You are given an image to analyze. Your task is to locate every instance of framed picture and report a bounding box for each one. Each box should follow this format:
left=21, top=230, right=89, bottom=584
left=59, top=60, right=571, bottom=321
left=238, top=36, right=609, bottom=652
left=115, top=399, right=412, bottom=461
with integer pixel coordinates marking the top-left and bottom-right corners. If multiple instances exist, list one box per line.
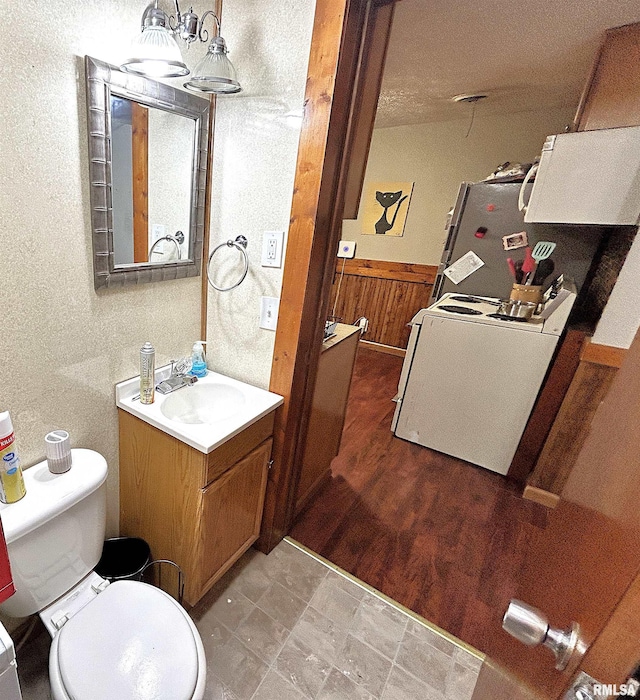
left=362, top=181, right=414, bottom=236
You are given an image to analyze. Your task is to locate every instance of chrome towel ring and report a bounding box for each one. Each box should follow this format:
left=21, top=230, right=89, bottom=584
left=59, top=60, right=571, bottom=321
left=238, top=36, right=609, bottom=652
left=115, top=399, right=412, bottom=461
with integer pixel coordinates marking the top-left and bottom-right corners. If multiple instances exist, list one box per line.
left=149, top=231, right=184, bottom=261
left=207, top=235, right=249, bottom=292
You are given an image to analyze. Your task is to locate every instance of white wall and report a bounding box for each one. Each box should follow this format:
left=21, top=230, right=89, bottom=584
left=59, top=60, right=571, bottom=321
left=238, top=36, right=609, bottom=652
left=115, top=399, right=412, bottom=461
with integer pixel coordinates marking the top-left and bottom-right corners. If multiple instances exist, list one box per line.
left=205, top=0, right=316, bottom=388
left=342, top=107, right=574, bottom=265
left=0, top=0, right=214, bottom=538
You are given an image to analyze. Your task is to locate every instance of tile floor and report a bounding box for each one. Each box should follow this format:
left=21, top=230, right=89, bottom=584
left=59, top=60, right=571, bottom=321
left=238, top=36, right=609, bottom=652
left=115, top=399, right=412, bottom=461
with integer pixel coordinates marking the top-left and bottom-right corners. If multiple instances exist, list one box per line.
left=16, top=539, right=482, bottom=700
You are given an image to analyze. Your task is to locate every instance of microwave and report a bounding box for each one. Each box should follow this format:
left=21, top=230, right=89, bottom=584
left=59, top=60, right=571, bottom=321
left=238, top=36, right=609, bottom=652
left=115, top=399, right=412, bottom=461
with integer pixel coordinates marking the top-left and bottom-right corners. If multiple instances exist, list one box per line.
left=521, top=126, right=640, bottom=226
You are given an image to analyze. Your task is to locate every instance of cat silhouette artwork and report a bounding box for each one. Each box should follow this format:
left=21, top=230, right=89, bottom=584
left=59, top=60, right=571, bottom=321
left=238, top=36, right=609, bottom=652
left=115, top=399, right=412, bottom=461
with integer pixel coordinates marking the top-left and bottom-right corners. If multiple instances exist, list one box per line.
left=374, top=190, right=408, bottom=235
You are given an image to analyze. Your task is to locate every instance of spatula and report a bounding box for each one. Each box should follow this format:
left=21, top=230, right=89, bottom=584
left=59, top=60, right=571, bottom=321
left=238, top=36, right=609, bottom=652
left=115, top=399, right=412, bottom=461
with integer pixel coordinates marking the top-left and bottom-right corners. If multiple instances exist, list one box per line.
left=532, top=241, right=556, bottom=263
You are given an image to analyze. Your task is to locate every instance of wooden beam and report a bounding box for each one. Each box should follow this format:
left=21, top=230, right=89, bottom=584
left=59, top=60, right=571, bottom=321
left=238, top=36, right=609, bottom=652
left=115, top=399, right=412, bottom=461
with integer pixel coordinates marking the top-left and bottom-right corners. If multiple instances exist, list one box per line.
left=334, top=257, right=437, bottom=283
left=342, top=1, right=395, bottom=218
left=131, top=102, right=149, bottom=263
left=260, top=0, right=394, bottom=553
left=581, top=337, right=628, bottom=368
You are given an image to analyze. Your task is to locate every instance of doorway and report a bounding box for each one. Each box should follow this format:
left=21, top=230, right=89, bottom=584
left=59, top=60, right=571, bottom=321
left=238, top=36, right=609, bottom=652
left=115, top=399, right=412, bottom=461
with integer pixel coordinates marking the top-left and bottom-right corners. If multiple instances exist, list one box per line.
left=266, top=0, right=640, bottom=696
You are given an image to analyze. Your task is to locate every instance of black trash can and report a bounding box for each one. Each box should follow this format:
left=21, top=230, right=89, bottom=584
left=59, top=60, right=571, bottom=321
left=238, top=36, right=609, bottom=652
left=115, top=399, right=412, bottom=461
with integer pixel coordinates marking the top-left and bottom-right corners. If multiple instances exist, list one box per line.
left=95, top=537, right=151, bottom=582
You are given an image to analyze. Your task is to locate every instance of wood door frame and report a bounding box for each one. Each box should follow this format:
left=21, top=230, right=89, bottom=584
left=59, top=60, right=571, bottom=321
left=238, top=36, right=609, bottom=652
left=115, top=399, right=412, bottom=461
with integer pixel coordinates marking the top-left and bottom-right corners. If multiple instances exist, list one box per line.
left=258, top=0, right=396, bottom=552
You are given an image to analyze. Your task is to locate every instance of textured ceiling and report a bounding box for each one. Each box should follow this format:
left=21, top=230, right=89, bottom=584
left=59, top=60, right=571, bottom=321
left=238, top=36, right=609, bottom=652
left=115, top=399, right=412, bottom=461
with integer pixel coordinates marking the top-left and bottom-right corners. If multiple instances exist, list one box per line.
left=376, top=0, right=640, bottom=127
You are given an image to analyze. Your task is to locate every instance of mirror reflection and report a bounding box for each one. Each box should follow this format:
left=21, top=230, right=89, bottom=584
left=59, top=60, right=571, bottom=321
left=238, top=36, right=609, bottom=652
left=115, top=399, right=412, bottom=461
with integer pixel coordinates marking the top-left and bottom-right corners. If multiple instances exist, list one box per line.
left=110, top=95, right=195, bottom=267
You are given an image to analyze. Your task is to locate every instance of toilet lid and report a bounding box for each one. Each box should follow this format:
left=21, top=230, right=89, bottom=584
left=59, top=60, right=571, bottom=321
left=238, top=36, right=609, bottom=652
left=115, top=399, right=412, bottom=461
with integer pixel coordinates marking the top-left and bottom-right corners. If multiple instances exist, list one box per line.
left=56, top=581, right=199, bottom=700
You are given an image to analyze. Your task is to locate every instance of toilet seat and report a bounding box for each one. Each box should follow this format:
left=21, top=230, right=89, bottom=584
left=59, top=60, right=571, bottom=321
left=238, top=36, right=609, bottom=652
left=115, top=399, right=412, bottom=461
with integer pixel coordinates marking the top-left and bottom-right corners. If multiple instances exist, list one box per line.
left=48, top=580, right=205, bottom=700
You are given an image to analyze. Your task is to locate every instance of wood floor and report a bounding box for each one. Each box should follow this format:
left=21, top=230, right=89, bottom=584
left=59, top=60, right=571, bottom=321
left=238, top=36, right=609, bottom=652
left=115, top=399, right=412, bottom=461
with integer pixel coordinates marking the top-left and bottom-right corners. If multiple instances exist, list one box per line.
left=290, top=346, right=549, bottom=654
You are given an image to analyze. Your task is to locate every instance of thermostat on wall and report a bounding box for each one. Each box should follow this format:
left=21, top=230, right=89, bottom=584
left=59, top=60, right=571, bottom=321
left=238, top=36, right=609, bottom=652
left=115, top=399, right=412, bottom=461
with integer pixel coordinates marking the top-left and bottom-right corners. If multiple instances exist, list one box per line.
left=337, top=240, right=356, bottom=259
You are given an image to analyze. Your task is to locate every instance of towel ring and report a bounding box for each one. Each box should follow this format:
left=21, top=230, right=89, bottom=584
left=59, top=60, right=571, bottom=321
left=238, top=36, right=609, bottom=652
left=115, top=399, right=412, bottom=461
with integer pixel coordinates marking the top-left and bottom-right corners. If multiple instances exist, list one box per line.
left=149, top=231, right=184, bottom=261
left=207, top=235, right=249, bottom=292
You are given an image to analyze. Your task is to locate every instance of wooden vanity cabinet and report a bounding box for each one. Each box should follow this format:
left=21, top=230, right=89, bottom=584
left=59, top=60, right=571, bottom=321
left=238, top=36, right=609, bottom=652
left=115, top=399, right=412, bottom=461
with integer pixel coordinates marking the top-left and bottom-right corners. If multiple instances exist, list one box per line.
left=118, top=409, right=274, bottom=606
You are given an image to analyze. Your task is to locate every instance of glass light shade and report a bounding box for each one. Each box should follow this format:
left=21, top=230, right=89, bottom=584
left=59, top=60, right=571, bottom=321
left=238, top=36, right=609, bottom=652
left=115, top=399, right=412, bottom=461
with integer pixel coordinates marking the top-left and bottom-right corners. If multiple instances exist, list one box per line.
left=184, top=37, right=241, bottom=94
left=122, top=26, right=189, bottom=78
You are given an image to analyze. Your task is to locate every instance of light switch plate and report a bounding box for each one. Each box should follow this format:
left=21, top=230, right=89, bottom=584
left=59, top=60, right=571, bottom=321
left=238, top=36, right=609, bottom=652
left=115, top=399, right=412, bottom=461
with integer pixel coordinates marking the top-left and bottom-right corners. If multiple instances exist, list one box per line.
left=151, top=224, right=166, bottom=242
left=260, top=296, right=279, bottom=330
left=337, top=240, right=356, bottom=259
left=261, top=231, right=285, bottom=268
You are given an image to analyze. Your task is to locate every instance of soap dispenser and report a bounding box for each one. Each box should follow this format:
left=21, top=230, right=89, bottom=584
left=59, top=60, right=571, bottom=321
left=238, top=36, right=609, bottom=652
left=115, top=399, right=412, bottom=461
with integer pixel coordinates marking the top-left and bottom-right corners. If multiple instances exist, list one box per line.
left=189, top=341, right=208, bottom=378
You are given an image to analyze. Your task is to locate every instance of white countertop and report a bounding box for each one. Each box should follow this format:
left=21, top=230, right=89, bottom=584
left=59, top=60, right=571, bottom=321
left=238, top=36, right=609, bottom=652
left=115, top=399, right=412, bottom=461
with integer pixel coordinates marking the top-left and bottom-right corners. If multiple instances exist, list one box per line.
left=116, top=366, right=284, bottom=454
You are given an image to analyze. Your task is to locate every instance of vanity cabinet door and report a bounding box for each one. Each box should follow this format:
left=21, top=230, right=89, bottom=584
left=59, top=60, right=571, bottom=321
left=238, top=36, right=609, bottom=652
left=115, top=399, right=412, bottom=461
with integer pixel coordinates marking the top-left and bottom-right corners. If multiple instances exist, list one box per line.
left=198, top=439, right=272, bottom=593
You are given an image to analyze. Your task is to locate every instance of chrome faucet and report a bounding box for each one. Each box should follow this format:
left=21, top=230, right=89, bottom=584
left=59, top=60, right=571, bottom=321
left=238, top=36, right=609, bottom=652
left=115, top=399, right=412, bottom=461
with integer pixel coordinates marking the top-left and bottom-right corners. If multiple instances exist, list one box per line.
left=156, top=357, right=197, bottom=395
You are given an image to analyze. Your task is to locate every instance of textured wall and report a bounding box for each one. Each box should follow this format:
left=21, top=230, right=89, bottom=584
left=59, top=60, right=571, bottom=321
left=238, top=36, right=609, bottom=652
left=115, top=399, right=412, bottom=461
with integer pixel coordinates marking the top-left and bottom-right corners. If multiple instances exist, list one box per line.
left=592, top=232, right=640, bottom=348
left=0, top=0, right=213, bottom=538
left=205, top=0, right=316, bottom=389
left=342, top=107, right=574, bottom=265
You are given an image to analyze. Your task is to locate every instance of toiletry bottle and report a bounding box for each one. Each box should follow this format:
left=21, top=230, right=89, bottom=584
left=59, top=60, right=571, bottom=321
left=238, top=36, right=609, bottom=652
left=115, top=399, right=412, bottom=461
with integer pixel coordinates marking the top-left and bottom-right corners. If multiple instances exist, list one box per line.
left=0, top=411, right=26, bottom=504
left=140, top=342, right=156, bottom=405
left=189, top=341, right=208, bottom=378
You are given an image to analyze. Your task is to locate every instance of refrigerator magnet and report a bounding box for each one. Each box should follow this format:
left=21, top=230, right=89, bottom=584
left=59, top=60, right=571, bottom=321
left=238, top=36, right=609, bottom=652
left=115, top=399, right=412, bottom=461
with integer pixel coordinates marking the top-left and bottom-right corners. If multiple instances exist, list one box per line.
left=502, top=231, right=528, bottom=250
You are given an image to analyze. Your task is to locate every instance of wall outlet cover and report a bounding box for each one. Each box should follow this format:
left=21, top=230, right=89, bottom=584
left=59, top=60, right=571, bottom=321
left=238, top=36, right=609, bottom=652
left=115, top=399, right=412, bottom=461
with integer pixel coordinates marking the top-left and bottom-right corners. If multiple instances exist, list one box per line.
left=261, top=231, right=285, bottom=268
left=151, top=223, right=166, bottom=242
left=337, top=240, right=356, bottom=258
left=260, top=296, right=280, bottom=331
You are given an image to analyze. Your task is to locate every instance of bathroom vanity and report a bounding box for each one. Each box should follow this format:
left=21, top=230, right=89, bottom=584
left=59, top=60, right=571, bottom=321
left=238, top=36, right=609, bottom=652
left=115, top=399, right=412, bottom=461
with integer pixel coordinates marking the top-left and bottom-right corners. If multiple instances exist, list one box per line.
left=116, top=371, right=283, bottom=606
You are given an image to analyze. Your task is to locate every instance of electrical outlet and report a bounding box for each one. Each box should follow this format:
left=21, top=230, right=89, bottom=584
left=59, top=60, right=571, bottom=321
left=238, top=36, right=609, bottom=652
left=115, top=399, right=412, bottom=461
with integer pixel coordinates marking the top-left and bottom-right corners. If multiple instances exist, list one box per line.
left=260, top=296, right=279, bottom=330
left=337, top=240, right=356, bottom=259
left=261, top=231, right=284, bottom=268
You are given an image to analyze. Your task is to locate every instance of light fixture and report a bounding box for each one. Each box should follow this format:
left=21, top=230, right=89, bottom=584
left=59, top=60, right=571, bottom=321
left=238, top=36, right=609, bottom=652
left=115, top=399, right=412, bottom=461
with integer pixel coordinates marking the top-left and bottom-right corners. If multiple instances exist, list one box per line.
left=122, top=3, right=189, bottom=78
left=122, top=2, right=241, bottom=94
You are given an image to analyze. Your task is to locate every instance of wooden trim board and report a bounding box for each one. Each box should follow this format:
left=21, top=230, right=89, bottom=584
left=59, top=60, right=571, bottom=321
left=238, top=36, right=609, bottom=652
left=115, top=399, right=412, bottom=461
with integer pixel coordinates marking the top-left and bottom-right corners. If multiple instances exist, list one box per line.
left=522, top=485, right=560, bottom=509
left=359, top=340, right=406, bottom=357
left=335, top=257, right=437, bottom=283
left=581, top=338, right=627, bottom=368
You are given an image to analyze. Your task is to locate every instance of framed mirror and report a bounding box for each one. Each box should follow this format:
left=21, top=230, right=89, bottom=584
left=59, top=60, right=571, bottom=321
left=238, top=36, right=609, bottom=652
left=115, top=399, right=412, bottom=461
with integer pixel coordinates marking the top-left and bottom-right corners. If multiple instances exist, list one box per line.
left=85, top=56, right=210, bottom=289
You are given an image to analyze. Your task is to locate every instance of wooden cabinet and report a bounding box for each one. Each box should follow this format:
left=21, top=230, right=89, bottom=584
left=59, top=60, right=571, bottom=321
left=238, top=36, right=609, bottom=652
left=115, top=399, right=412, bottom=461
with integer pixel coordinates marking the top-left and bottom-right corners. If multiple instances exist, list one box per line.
left=294, top=324, right=360, bottom=516
left=118, top=409, right=274, bottom=606
left=575, top=22, right=640, bottom=131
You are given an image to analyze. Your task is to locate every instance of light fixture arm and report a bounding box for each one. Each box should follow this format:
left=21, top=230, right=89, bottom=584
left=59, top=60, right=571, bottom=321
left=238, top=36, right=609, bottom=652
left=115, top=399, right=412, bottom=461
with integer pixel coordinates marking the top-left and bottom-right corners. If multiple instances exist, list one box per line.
left=167, top=2, right=221, bottom=44
left=196, top=10, right=221, bottom=43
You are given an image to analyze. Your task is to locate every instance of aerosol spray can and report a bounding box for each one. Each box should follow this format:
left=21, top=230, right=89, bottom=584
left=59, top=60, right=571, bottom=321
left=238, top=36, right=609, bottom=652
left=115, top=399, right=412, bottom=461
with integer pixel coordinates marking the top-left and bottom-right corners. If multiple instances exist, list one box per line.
left=140, top=342, right=156, bottom=405
left=0, top=411, right=27, bottom=504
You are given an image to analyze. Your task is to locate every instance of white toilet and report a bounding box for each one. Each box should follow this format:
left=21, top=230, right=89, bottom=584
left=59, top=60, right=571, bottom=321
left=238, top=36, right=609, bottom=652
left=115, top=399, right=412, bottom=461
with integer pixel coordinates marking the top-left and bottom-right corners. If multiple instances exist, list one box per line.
left=0, top=449, right=206, bottom=700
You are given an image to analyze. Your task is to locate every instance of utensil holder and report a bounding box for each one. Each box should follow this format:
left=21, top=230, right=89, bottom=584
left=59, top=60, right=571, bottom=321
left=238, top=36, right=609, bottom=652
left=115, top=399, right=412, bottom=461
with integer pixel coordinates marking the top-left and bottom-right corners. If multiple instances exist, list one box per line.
left=510, top=284, right=542, bottom=305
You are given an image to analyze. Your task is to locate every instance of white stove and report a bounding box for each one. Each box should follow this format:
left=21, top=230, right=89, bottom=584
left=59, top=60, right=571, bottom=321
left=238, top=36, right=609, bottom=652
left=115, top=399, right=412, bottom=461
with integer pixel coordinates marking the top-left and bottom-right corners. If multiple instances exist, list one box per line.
left=391, top=285, right=576, bottom=475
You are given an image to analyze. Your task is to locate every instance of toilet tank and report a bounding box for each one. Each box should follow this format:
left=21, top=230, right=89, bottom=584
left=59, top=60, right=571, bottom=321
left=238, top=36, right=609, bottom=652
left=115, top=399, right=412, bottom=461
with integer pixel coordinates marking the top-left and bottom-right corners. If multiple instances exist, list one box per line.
left=0, top=449, right=108, bottom=618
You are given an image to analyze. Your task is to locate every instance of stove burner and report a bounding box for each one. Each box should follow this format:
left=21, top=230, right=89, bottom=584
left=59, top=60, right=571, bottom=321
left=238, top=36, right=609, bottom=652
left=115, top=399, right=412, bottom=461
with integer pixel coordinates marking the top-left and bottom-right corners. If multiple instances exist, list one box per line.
left=450, top=295, right=481, bottom=303
left=487, top=313, right=529, bottom=322
left=438, top=305, right=483, bottom=315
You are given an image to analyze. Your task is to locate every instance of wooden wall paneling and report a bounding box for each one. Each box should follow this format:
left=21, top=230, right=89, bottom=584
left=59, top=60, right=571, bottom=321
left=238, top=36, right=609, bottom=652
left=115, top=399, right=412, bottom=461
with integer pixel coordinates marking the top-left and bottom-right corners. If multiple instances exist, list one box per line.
left=329, top=257, right=437, bottom=349
left=131, top=102, right=149, bottom=263
left=575, top=22, right=640, bottom=131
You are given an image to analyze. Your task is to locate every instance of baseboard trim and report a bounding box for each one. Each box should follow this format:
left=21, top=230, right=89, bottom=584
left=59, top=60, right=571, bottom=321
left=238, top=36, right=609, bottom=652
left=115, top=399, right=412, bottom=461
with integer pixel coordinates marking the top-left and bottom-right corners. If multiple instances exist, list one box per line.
left=360, top=340, right=406, bottom=357
left=523, top=485, right=560, bottom=508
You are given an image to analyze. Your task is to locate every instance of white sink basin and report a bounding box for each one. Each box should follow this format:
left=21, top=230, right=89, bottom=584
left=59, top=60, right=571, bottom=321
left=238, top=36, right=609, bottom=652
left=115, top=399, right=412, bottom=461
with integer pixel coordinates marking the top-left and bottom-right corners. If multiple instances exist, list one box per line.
left=160, top=384, right=246, bottom=424
left=115, top=368, right=283, bottom=454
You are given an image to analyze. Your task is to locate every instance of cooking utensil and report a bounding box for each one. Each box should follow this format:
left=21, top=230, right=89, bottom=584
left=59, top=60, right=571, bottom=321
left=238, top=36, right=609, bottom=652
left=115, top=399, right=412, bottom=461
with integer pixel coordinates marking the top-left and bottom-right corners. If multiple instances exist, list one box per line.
left=514, top=259, right=524, bottom=284
left=507, top=257, right=517, bottom=280
left=532, top=241, right=556, bottom=263
left=522, top=246, right=536, bottom=284
left=496, top=299, right=537, bottom=320
left=533, top=258, right=555, bottom=286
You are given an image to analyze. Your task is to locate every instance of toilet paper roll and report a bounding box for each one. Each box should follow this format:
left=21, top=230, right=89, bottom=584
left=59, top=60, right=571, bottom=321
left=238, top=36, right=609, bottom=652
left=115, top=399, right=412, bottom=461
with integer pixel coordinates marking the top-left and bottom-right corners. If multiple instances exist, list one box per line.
left=45, top=430, right=72, bottom=474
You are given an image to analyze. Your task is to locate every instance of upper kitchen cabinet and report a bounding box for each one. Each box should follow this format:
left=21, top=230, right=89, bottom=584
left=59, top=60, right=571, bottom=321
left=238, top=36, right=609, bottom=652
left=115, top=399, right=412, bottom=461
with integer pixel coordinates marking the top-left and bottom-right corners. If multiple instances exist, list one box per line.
left=575, top=22, right=640, bottom=131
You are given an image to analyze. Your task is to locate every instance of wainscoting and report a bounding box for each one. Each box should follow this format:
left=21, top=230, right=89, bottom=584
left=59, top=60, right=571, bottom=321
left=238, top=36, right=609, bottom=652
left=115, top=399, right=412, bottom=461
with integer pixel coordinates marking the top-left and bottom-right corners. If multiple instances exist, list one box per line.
left=330, top=258, right=438, bottom=349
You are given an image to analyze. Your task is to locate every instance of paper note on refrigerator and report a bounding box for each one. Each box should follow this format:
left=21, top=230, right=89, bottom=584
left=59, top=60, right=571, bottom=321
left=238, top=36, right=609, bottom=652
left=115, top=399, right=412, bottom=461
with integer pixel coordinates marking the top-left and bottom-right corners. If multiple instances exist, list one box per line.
left=443, top=251, right=485, bottom=285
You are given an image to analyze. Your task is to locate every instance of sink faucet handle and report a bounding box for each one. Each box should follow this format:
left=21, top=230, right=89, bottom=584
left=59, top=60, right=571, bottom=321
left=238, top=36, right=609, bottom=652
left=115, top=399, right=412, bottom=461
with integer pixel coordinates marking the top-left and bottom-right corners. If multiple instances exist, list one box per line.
left=173, top=356, right=193, bottom=376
